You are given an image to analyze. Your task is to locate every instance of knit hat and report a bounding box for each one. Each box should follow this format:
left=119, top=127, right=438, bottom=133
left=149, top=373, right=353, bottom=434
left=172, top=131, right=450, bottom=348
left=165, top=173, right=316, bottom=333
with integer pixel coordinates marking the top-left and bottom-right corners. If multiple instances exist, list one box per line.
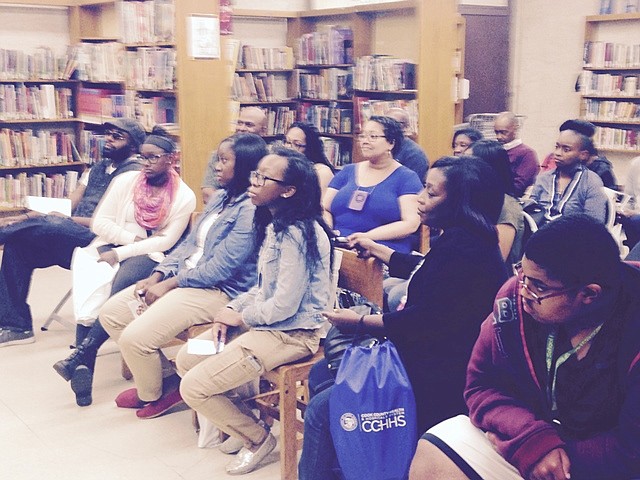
left=103, top=118, right=147, bottom=149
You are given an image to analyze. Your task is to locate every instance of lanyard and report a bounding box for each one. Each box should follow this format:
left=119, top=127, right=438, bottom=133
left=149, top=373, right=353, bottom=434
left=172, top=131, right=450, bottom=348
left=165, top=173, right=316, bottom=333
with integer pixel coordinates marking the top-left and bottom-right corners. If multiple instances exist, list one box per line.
left=545, top=323, right=603, bottom=412
left=545, top=167, right=584, bottom=221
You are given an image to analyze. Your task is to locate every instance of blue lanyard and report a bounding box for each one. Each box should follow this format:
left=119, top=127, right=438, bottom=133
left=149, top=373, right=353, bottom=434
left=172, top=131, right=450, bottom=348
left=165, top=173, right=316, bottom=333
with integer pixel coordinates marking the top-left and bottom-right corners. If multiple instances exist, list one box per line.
left=545, top=323, right=603, bottom=412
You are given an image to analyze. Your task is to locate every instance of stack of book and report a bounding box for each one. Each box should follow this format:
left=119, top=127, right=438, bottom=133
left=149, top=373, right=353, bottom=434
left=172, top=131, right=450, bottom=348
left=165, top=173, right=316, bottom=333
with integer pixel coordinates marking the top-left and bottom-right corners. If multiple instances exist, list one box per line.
left=354, top=56, right=416, bottom=91
left=594, top=126, right=640, bottom=151
left=118, top=0, right=175, bottom=44
left=294, top=68, right=353, bottom=100
left=0, top=47, right=69, bottom=81
left=296, top=26, right=353, bottom=66
left=354, top=97, right=418, bottom=135
left=239, top=46, right=294, bottom=70
left=125, top=47, right=176, bottom=90
left=298, top=101, right=353, bottom=134
left=0, top=129, right=78, bottom=167
left=0, top=83, right=73, bottom=121
left=583, top=41, right=640, bottom=69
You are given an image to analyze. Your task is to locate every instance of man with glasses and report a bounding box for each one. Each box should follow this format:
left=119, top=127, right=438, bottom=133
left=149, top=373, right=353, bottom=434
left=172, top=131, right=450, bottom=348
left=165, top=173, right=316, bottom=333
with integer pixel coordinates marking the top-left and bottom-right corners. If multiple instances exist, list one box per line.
left=201, top=106, right=268, bottom=203
left=0, top=118, right=145, bottom=347
left=410, top=214, right=640, bottom=480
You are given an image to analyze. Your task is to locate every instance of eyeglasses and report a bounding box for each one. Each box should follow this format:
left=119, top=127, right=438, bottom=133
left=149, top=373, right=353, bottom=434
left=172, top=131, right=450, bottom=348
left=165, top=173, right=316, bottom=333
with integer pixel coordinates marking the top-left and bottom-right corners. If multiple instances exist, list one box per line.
left=284, top=138, right=306, bottom=151
left=513, top=262, right=577, bottom=304
left=250, top=170, right=286, bottom=187
left=105, top=129, right=127, bottom=141
left=357, top=133, right=386, bottom=141
left=135, top=153, right=169, bottom=164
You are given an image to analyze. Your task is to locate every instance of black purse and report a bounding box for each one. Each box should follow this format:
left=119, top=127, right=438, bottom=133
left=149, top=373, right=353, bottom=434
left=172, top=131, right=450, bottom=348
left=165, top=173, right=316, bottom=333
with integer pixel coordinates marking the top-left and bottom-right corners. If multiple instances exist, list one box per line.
left=324, top=287, right=384, bottom=376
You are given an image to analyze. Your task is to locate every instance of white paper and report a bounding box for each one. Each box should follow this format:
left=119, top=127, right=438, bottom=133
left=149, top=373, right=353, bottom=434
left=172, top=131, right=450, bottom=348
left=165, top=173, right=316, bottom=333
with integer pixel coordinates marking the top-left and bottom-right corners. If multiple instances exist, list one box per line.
left=26, top=196, right=71, bottom=216
left=187, top=338, right=219, bottom=355
left=187, top=15, right=220, bottom=59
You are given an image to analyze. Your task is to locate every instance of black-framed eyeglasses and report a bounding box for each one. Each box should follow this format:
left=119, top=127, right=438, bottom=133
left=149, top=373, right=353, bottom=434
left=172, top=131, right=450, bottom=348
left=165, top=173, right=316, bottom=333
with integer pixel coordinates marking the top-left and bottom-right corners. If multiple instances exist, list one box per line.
left=105, top=129, right=127, bottom=141
left=249, top=170, right=286, bottom=187
left=136, top=153, right=169, bottom=164
left=283, top=138, right=306, bottom=151
left=513, top=262, right=577, bottom=304
left=357, top=133, right=386, bottom=141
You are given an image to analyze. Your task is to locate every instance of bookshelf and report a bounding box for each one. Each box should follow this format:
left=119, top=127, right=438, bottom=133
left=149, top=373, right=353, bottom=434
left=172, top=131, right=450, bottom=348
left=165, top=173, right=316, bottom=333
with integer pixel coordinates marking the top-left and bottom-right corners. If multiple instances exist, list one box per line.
left=580, top=13, right=640, bottom=154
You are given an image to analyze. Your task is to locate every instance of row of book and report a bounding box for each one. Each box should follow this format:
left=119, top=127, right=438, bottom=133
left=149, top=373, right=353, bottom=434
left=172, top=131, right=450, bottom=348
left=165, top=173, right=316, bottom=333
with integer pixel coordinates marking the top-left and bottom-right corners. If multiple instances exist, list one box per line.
left=125, top=47, right=176, bottom=91
left=298, top=102, right=353, bottom=135
left=583, top=41, right=640, bottom=69
left=354, top=56, right=417, bottom=92
left=583, top=99, right=640, bottom=122
left=0, top=47, right=70, bottom=81
left=118, top=0, right=175, bottom=44
left=295, top=68, right=353, bottom=101
left=354, top=97, right=419, bottom=135
left=75, top=43, right=126, bottom=83
left=238, top=46, right=294, bottom=71
left=295, top=26, right=354, bottom=66
left=0, top=84, right=73, bottom=121
left=580, top=71, right=639, bottom=96
left=594, top=126, right=640, bottom=151
left=0, top=129, right=80, bottom=168
left=79, top=131, right=108, bottom=165
left=320, top=137, right=351, bottom=167
left=599, top=0, right=640, bottom=14
left=232, top=73, right=289, bottom=103
left=77, top=87, right=135, bottom=123
left=264, top=106, right=296, bottom=136
left=0, top=170, right=78, bottom=208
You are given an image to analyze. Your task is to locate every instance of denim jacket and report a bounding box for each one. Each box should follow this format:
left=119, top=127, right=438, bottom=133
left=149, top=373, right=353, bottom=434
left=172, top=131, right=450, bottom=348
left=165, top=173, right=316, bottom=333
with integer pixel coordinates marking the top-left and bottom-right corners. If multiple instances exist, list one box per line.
left=153, top=190, right=258, bottom=299
left=228, top=221, right=332, bottom=330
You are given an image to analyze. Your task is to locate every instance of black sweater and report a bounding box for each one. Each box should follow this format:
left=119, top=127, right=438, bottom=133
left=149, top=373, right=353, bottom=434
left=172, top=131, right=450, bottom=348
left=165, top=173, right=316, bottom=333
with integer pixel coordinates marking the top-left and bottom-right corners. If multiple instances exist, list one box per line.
left=383, top=226, right=508, bottom=432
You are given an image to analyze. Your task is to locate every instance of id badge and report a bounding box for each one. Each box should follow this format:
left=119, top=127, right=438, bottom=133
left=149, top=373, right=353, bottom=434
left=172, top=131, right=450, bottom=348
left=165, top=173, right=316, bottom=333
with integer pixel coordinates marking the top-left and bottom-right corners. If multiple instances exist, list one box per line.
left=348, top=189, right=369, bottom=211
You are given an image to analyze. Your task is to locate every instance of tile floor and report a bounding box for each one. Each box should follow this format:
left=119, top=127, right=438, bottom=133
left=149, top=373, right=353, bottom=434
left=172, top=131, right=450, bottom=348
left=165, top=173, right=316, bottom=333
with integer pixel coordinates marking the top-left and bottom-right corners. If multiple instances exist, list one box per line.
left=0, top=255, right=282, bottom=480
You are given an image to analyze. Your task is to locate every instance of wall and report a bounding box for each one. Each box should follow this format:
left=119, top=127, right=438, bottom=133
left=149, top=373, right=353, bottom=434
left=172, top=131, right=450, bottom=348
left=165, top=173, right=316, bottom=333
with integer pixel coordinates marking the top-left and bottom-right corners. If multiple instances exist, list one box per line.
left=510, top=0, right=637, bottom=183
left=0, top=5, right=69, bottom=55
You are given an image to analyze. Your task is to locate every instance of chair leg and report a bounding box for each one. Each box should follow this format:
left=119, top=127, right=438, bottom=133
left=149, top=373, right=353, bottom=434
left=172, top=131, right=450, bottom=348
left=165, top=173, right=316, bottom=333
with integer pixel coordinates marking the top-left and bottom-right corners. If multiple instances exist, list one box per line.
left=41, top=289, right=74, bottom=331
left=279, top=370, right=300, bottom=480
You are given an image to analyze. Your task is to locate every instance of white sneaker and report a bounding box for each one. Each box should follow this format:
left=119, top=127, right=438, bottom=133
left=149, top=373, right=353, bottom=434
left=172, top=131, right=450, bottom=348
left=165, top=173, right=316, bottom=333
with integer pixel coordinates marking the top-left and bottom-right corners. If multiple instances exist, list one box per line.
left=218, top=436, right=244, bottom=455
left=225, top=433, right=277, bottom=475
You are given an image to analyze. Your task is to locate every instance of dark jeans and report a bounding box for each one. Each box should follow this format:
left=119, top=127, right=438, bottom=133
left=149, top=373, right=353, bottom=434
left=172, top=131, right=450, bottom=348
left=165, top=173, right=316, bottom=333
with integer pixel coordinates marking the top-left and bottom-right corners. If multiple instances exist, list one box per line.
left=621, top=214, right=640, bottom=251
left=298, top=359, right=344, bottom=480
left=0, top=216, right=96, bottom=332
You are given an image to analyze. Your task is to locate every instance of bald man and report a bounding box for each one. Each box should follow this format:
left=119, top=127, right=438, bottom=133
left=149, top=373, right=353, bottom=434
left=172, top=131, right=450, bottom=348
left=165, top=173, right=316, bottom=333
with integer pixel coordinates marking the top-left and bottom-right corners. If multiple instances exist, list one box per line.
left=494, top=111, right=539, bottom=197
left=201, top=107, right=268, bottom=203
left=386, top=107, right=428, bottom=184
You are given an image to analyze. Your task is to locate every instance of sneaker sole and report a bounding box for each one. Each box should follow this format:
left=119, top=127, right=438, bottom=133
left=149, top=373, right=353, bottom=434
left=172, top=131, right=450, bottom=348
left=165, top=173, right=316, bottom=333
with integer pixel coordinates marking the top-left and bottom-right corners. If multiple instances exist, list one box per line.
left=71, top=365, right=93, bottom=407
left=136, top=400, right=185, bottom=420
left=0, top=336, right=35, bottom=348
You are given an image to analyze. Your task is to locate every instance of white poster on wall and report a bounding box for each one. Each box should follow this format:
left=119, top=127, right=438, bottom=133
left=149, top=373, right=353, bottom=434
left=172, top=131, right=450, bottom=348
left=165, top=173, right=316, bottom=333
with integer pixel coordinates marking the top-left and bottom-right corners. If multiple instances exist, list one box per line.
left=187, top=15, right=220, bottom=59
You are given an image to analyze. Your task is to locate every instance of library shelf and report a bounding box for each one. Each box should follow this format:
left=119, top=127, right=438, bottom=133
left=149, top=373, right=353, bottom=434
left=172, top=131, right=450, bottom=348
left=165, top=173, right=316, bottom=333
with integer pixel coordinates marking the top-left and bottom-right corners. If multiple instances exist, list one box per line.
left=586, top=12, right=640, bottom=22
left=598, top=147, right=640, bottom=154
left=236, top=69, right=295, bottom=74
left=584, top=67, right=640, bottom=72
left=587, top=119, right=640, bottom=126
left=583, top=95, right=640, bottom=100
left=0, top=119, right=81, bottom=125
left=0, top=161, right=86, bottom=172
left=238, top=100, right=296, bottom=106
left=295, top=64, right=354, bottom=69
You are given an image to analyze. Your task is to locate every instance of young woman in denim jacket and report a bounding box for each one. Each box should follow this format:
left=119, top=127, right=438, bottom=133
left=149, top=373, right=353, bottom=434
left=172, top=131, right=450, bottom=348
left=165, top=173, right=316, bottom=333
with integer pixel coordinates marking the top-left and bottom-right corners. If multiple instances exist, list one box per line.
left=176, top=147, right=334, bottom=476
left=56, top=133, right=267, bottom=410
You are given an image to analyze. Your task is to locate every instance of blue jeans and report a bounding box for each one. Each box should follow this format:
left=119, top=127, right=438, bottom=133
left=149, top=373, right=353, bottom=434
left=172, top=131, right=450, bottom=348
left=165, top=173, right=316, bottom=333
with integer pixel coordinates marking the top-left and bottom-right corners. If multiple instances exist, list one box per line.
left=0, top=216, right=95, bottom=332
left=299, top=359, right=344, bottom=480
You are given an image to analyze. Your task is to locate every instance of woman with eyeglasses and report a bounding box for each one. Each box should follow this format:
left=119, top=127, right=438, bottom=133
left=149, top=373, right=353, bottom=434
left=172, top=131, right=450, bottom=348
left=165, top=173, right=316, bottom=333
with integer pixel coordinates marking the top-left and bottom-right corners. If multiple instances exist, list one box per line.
left=56, top=133, right=267, bottom=411
left=176, top=147, right=333, bottom=475
left=299, top=157, right=509, bottom=480
left=323, top=115, right=422, bottom=254
left=283, top=122, right=335, bottom=195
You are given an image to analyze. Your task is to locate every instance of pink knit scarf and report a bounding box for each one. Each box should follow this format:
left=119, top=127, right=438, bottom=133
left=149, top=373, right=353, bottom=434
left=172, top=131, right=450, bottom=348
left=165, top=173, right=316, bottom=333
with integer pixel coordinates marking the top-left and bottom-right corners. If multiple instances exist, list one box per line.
left=133, top=169, right=179, bottom=230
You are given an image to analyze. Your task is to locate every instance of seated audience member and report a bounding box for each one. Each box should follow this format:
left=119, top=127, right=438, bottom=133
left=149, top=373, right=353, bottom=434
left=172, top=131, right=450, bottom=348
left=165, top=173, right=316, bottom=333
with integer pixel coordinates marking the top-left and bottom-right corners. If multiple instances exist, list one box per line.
left=323, top=115, right=422, bottom=254
left=494, top=111, right=539, bottom=196
left=0, top=118, right=145, bottom=348
left=540, top=119, right=617, bottom=190
left=385, top=107, right=429, bottom=183
left=283, top=121, right=335, bottom=194
left=452, top=128, right=483, bottom=156
left=410, top=214, right=640, bottom=480
left=528, top=126, right=607, bottom=225
left=201, top=106, right=268, bottom=203
left=177, top=148, right=333, bottom=476
left=97, top=134, right=267, bottom=416
left=299, top=157, right=508, bottom=480
left=54, top=127, right=196, bottom=406
left=471, top=140, right=525, bottom=268
left=620, top=155, right=640, bottom=249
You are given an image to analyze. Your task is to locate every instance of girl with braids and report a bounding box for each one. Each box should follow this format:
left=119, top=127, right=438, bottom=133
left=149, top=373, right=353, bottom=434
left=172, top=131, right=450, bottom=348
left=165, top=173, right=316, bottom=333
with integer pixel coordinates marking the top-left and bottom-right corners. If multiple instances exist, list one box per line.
left=176, top=147, right=334, bottom=476
left=54, top=126, right=196, bottom=407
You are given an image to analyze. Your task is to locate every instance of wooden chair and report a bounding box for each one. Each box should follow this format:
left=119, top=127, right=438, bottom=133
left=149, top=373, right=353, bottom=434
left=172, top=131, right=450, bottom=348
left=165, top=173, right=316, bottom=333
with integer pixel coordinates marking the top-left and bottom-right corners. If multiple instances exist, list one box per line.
left=250, top=247, right=383, bottom=480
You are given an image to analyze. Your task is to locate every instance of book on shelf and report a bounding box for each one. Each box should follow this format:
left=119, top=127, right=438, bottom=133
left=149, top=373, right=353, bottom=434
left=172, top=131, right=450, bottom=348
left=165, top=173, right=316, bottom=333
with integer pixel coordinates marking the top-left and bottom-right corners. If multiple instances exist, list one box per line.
left=0, top=47, right=70, bottom=81
left=0, top=83, right=74, bottom=121
left=354, top=97, right=419, bottom=135
left=0, top=170, right=79, bottom=208
left=239, top=45, right=294, bottom=70
left=320, top=136, right=351, bottom=167
left=136, top=96, right=176, bottom=130
left=296, top=26, right=353, bottom=66
left=594, top=125, right=640, bottom=151
left=294, top=67, right=353, bottom=100
left=0, top=128, right=77, bottom=167
left=354, top=56, right=417, bottom=91
left=125, top=47, right=176, bottom=91
left=298, top=101, right=353, bottom=134
left=583, top=41, right=640, bottom=69
left=263, top=106, right=296, bottom=136
left=76, top=43, right=125, bottom=83
left=583, top=99, right=640, bottom=122
left=580, top=71, right=640, bottom=96
left=117, top=0, right=175, bottom=44
left=599, top=0, right=640, bottom=13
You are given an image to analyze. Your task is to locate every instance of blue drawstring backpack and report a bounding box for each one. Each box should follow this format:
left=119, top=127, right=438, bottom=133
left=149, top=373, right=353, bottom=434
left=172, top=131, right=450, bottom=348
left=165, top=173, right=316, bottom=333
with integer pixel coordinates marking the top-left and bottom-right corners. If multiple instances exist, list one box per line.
left=329, top=340, right=417, bottom=480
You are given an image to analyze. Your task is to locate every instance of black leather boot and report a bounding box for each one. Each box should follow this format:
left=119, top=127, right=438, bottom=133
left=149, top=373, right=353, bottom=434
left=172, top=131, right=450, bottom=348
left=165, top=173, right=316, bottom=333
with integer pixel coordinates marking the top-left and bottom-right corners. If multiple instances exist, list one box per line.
left=73, top=324, right=92, bottom=349
left=53, top=335, right=99, bottom=382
